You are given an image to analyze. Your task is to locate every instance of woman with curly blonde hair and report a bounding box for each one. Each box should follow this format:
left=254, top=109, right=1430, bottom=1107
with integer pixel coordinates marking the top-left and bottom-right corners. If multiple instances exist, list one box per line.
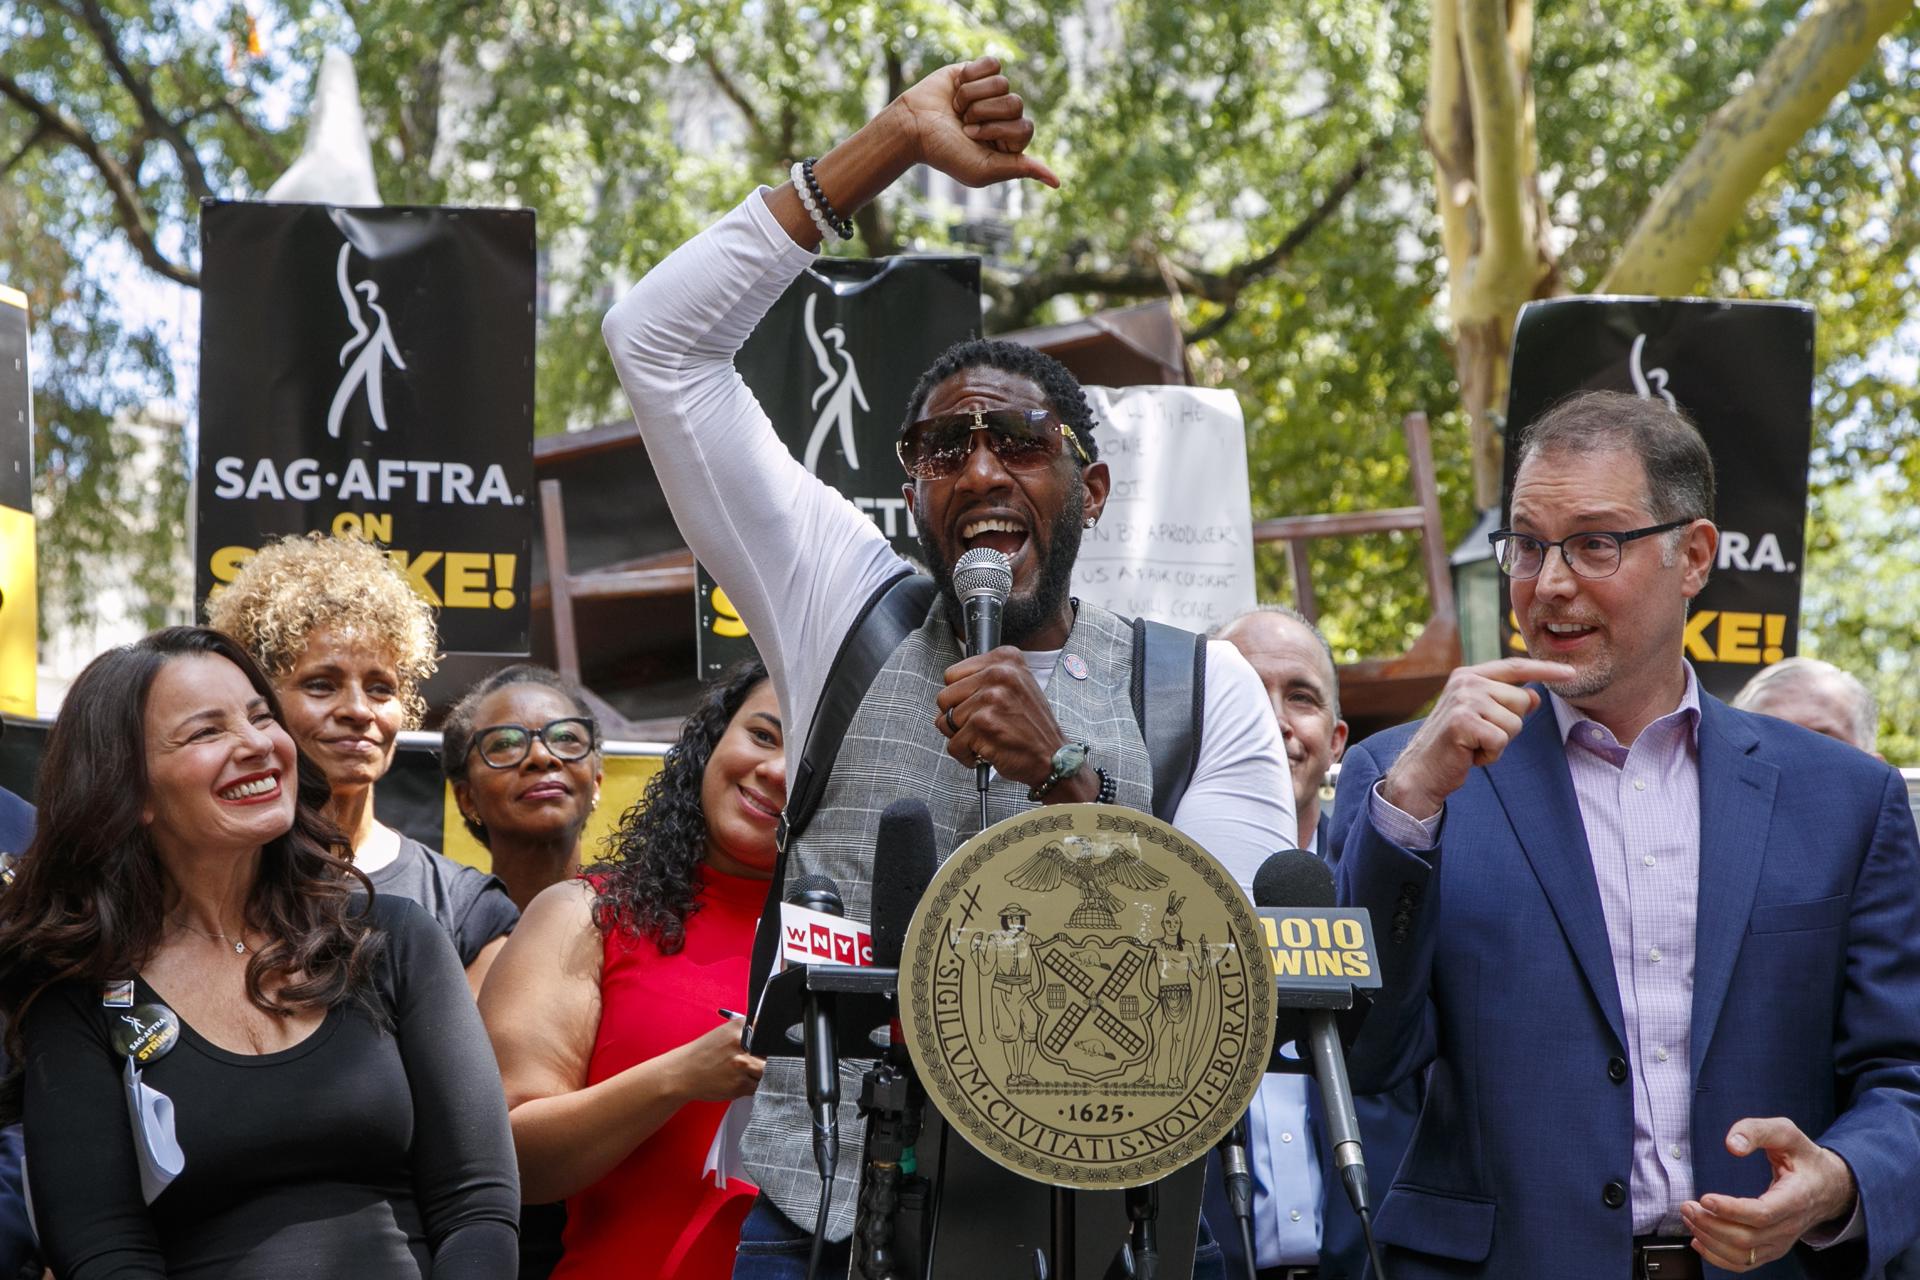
left=208, top=533, right=517, bottom=991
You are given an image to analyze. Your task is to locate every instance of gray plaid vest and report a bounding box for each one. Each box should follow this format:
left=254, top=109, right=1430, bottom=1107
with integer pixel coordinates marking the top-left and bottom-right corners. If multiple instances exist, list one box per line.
left=741, top=595, right=1155, bottom=1240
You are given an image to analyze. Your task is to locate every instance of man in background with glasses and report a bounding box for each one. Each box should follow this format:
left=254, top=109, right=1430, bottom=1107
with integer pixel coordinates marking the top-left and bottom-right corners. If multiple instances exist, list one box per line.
left=603, top=57, right=1290, bottom=1277
left=1328, top=389, right=1920, bottom=1279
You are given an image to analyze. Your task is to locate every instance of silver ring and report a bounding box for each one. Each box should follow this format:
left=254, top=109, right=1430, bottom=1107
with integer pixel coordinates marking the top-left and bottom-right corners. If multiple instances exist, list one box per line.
left=945, top=706, right=959, bottom=735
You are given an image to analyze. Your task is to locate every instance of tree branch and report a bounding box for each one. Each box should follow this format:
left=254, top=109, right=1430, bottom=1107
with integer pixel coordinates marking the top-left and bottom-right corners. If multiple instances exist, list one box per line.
left=1455, top=0, right=1534, bottom=309
left=698, top=47, right=777, bottom=161
left=0, top=69, right=199, bottom=286
left=1603, top=0, right=1915, bottom=294
left=988, top=148, right=1374, bottom=332
left=74, top=0, right=215, bottom=203
left=1183, top=297, right=1240, bottom=345
left=1, top=120, right=50, bottom=178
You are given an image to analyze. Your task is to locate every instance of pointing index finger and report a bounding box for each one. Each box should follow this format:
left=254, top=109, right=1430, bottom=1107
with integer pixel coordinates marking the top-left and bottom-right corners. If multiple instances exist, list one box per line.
left=1472, top=657, right=1576, bottom=686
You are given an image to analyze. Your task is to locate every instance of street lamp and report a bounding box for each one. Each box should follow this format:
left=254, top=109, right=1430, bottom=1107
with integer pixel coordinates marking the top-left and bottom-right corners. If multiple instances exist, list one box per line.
left=1451, top=507, right=1505, bottom=665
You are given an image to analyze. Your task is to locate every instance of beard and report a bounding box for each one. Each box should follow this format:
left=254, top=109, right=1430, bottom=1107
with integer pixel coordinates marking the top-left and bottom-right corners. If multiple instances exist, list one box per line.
left=921, top=484, right=1086, bottom=647
left=1524, top=614, right=1615, bottom=699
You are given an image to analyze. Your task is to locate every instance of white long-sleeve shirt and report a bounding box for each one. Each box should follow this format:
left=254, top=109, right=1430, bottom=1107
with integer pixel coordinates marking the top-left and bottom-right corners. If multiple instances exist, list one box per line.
left=602, top=188, right=1294, bottom=892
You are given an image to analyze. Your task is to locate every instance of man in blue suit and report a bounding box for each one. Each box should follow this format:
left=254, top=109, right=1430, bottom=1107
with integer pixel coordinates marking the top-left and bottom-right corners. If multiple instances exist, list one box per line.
left=1333, top=390, right=1920, bottom=1278
left=1206, top=605, right=1424, bottom=1280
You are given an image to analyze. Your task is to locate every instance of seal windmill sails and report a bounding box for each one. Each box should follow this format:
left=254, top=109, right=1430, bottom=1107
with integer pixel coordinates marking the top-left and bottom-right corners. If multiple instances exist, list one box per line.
left=1003, top=839, right=1170, bottom=930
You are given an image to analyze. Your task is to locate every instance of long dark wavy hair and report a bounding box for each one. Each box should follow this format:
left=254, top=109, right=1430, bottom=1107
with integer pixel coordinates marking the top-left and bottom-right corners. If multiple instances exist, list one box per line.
left=591, top=660, right=769, bottom=954
left=0, top=627, right=382, bottom=1119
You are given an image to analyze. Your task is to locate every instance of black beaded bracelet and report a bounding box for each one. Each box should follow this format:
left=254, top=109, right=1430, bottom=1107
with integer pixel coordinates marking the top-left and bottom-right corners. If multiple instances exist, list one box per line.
left=800, top=157, right=855, bottom=241
left=1093, top=766, right=1116, bottom=805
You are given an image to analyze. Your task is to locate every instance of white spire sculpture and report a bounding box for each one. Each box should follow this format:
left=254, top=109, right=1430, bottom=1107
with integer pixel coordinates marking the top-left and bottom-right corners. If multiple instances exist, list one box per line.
left=263, top=48, right=382, bottom=205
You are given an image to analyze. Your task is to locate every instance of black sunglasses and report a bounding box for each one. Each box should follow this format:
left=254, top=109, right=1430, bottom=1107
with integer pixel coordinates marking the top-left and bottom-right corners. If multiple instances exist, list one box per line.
left=896, top=407, right=1091, bottom=481
left=466, top=717, right=600, bottom=769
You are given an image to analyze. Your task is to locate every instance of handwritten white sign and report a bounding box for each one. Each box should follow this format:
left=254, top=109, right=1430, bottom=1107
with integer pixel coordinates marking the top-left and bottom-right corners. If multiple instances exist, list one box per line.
left=1073, top=386, right=1256, bottom=632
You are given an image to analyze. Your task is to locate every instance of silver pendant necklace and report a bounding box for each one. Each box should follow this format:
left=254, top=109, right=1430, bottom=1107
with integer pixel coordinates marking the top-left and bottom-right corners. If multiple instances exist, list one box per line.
left=173, top=917, right=248, bottom=954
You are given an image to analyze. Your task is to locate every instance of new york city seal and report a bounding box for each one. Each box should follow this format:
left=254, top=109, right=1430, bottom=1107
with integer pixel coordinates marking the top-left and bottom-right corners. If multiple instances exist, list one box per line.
left=901, top=805, right=1273, bottom=1189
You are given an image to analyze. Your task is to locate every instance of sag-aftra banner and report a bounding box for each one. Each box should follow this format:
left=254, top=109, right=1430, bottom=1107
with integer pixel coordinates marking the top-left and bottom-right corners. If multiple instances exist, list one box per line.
left=696, top=255, right=980, bottom=679
left=197, top=202, right=536, bottom=654
left=1504, top=297, right=1814, bottom=701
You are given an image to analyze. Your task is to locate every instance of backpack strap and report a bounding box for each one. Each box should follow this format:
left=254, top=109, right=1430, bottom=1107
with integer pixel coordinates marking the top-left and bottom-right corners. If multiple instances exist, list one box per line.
left=1131, top=618, right=1208, bottom=824
left=746, top=570, right=936, bottom=1011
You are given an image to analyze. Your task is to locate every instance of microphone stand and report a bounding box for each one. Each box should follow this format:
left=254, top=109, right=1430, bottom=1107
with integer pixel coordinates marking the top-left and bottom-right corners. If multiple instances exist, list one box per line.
left=855, top=1039, right=927, bottom=1280
left=1097, top=1183, right=1158, bottom=1280
left=1215, top=1115, right=1258, bottom=1280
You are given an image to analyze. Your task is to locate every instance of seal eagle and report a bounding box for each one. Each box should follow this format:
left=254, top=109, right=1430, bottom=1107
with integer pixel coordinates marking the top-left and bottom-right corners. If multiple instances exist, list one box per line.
left=1003, top=840, right=1170, bottom=929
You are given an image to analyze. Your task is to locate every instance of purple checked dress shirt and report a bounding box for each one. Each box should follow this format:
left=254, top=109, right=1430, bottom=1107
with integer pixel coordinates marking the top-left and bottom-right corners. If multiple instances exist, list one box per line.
left=1546, top=672, right=1703, bottom=1234
left=1368, top=665, right=1864, bottom=1247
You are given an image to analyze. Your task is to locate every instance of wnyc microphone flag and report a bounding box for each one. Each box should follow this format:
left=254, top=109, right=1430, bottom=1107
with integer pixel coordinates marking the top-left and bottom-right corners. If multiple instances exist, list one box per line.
left=779, top=900, right=874, bottom=969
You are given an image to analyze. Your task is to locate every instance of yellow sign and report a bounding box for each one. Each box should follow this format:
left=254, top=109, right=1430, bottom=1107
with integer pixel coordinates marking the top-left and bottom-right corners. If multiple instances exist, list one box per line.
left=0, top=505, right=34, bottom=718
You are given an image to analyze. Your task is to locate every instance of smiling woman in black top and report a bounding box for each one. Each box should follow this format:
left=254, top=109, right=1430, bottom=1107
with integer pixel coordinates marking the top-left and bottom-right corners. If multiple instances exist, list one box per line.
left=0, top=626, right=518, bottom=1278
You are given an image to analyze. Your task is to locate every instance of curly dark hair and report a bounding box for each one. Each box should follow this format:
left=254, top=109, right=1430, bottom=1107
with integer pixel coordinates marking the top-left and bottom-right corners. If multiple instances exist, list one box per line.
left=590, top=660, right=770, bottom=954
left=901, top=338, right=1101, bottom=462
left=440, top=663, right=599, bottom=846
left=0, top=627, right=382, bottom=1122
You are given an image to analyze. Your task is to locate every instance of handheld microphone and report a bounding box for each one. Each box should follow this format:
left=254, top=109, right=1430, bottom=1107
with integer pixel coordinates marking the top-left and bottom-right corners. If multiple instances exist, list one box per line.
left=787, top=874, right=845, bottom=1189
left=952, top=548, right=1013, bottom=796
left=1252, top=849, right=1376, bottom=1221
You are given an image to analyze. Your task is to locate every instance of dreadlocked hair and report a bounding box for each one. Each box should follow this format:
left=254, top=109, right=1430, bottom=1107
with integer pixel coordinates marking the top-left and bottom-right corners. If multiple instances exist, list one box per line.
left=590, top=660, right=770, bottom=954
left=901, top=338, right=1100, bottom=462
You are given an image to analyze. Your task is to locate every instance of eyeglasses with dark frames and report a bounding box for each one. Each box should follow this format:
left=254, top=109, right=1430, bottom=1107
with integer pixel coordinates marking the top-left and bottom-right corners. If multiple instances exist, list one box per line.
left=896, top=407, right=1091, bottom=481
left=467, top=717, right=600, bottom=769
left=1488, top=520, right=1693, bottom=581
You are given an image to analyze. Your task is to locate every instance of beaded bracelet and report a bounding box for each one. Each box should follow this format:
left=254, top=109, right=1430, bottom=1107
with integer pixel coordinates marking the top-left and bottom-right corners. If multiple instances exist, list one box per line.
left=800, top=156, right=855, bottom=241
left=789, top=161, right=839, bottom=243
left=1094, top=766, right=1117, bottom=805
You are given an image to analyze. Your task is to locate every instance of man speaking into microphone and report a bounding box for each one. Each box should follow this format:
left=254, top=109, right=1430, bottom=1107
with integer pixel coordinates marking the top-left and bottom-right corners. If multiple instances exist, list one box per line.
left=603, top=56, right=1291, bottom=1279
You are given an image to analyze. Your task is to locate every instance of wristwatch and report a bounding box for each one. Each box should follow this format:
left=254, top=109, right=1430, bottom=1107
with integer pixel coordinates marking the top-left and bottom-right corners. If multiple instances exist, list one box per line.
left=1029, top=741, right=1092, bottom=802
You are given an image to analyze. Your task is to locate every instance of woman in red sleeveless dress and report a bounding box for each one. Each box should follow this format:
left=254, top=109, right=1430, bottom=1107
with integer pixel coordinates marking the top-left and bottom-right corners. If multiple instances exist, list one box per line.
left=480, top=662, right=784, bottom=1278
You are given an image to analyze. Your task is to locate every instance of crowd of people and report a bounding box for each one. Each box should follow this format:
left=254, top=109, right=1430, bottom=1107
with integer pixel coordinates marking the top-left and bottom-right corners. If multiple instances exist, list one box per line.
left=0, top=51, right=1914, bottom=1280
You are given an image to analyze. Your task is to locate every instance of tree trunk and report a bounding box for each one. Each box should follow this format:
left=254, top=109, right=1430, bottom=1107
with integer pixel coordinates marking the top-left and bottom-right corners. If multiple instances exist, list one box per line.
left=1603, top=0, right=1914, bottom=295
left=1427, top=0, right=1560, bottom=509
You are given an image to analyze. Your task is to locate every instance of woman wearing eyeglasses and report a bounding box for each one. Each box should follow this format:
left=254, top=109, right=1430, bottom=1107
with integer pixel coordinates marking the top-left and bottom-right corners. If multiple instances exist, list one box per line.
left=478, top=661, right=780, bottom=1280
left=208, top=533, right=519, bottom=994
left=441, top=665, right=605, bottom=913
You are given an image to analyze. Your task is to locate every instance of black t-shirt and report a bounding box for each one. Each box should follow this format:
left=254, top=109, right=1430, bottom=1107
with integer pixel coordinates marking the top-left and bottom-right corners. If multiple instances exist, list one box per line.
left=21, top=896, right=520, bottom=1279
left=367, top=836, right=518, bottom=967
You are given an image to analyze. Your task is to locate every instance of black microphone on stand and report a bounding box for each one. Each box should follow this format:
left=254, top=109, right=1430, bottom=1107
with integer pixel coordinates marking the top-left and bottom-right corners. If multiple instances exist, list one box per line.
left=854, top=800, right=937, bottom=1280
left=1252, top=850, right=1389, bottom=1280
left=1214, top=1113, right=1258, bottom=1280
left=787, top=873, right=846, bottom=1280
left=952, top=548, right=1013, bottom=800
left=868, top=800, right=937, bottom=981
